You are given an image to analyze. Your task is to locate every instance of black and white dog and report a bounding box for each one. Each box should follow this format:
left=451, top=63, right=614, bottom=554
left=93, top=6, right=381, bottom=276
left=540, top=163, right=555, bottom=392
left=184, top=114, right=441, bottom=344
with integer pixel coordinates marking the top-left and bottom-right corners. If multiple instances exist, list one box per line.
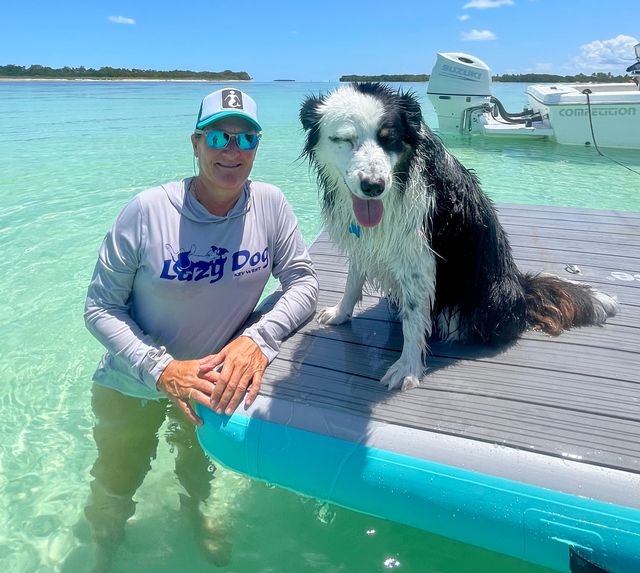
left=300, top=83, right=618, bottom=391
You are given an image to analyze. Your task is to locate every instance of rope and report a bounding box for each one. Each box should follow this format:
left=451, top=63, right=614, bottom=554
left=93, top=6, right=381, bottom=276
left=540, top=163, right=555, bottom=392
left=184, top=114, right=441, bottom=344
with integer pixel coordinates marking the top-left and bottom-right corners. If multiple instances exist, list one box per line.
left=582, top=88, right=640, bottom=177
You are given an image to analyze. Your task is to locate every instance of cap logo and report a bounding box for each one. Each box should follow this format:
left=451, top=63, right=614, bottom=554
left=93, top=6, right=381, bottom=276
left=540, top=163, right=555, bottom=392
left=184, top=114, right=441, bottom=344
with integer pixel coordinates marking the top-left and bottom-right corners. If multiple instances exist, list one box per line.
left=222, top=89, right=243, bottom=110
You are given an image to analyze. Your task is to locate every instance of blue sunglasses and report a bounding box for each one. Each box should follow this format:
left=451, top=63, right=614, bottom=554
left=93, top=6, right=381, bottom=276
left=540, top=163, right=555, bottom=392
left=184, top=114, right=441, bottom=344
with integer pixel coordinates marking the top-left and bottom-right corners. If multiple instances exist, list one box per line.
left=196, top=129, right=261, bottom=150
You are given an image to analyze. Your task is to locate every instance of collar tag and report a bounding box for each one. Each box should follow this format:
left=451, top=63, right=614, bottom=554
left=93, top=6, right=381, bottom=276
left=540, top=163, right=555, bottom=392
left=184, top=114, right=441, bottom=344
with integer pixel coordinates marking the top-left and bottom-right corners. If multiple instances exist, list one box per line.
left=349, top=222, right=361, bottom=238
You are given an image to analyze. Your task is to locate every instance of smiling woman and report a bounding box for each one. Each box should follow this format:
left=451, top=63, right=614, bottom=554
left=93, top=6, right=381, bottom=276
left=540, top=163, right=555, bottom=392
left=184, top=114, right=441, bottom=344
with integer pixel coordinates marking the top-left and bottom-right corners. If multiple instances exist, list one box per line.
left=80, top=86, right=318, bottom=568
left=191, top=118, right=261, bottom=216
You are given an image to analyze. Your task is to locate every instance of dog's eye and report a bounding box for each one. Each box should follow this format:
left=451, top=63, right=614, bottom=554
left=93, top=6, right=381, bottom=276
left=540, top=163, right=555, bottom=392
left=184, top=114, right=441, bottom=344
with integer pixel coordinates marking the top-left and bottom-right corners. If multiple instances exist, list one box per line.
left=329, top=136, right=354, bottom=147
left=378, top=128, right=398, bottom=143
left=378, top=128, right=403, bottom=151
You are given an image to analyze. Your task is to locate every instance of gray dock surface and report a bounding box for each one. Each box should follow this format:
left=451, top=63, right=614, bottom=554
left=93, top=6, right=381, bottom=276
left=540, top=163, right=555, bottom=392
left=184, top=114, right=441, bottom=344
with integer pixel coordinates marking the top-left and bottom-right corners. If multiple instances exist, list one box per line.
left=260, top=204, right=640, bottom=478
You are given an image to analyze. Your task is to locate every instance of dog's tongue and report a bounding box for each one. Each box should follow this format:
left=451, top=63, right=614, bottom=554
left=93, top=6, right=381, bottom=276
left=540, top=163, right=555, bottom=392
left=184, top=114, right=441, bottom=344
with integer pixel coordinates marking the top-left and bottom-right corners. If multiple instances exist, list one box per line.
left=352, top=196, right=384, bottom=228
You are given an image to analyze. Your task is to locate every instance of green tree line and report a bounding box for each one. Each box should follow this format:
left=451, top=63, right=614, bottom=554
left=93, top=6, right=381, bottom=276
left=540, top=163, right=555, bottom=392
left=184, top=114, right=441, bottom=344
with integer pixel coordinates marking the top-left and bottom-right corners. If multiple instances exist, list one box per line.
left=340, top=72, right=634, bottom=83
left=0, top=64, right=251, bottom=80
left=340, top=74, right=430, bottom=82
left=493, top=72, right=632, bottom=83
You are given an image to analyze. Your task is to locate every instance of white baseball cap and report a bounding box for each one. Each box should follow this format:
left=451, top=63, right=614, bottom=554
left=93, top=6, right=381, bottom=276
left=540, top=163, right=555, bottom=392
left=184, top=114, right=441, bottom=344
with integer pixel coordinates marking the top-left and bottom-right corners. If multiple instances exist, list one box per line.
left=195, top=88, right=262, bottom=131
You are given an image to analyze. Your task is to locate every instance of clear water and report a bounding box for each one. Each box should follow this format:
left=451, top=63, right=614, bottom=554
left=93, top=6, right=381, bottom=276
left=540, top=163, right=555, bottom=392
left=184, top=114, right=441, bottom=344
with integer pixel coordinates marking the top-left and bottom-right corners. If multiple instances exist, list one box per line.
left=1, top=81, right=638, bottom=573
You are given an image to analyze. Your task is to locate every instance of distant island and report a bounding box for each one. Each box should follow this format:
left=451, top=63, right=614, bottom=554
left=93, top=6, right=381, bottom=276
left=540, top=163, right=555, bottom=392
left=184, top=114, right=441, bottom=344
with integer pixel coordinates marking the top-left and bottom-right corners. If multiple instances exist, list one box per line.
left=340, top=74, right=429, bottom=82
left=0, top=64, right=251, bottom=81
left=3, top=66, right=633, bottom=84
left=493, top=72, right=632, bottom=83
left=340, top=72, right=634, bottom=84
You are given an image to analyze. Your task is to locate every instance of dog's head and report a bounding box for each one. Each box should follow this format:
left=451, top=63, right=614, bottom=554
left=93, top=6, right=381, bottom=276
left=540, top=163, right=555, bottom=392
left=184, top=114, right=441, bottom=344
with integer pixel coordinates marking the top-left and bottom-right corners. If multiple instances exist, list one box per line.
left=300, top=83, right=423, bottom=228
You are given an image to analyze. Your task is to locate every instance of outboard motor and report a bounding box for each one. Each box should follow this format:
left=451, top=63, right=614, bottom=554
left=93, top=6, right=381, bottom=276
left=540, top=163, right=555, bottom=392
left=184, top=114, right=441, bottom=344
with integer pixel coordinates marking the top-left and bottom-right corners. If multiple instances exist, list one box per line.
left=427, top=52, right=493, bottom=133
left=427, top=52, right=543, bottom=133
left=626, top=42, right=640, bottom=90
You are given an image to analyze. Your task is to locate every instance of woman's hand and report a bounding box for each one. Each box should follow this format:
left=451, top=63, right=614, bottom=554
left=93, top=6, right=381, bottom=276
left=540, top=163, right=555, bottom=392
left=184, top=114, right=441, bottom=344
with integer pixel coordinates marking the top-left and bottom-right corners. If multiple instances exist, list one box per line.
left=199, top=336, right=268, bottom=416
left=156, top=359, right=215, bottom=425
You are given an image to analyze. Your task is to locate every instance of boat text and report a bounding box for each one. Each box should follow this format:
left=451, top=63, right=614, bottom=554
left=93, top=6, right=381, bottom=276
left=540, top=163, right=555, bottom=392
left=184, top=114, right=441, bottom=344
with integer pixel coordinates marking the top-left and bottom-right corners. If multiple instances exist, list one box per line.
left=559, top=107, right=636, bottom=117
left=441, top=64, right=483, bottom=80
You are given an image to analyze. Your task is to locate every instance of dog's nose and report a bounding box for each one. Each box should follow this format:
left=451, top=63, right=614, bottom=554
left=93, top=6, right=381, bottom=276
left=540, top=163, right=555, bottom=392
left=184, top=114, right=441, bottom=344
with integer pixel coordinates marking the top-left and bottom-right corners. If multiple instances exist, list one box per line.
left=360, top=178, right=385, bottom=197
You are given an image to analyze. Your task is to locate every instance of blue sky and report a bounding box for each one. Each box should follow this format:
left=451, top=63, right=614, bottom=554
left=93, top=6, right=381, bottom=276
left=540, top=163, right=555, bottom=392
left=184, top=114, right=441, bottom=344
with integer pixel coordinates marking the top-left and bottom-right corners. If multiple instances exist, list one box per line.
left=2, top=0, right=638, bottom=80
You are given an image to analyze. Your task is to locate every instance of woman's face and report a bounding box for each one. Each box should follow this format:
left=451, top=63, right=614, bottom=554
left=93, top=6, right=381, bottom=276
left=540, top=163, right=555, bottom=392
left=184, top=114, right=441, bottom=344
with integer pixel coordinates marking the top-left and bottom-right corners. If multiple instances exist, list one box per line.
left=192, top=117, right=259, bottom=197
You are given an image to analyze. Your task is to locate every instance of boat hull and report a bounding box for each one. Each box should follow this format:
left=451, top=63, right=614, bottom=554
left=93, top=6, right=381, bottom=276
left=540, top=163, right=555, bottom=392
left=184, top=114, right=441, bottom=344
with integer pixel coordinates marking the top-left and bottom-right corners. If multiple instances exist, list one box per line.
left=527, top=84, right=640, bottom=149
left=426, top=52, right=640, bottom=148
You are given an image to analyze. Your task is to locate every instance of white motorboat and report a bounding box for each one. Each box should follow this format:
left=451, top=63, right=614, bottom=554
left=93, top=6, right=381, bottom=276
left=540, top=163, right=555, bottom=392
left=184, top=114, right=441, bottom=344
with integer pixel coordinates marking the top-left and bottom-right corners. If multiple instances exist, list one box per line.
left=427, top=46, right=640, bottom=149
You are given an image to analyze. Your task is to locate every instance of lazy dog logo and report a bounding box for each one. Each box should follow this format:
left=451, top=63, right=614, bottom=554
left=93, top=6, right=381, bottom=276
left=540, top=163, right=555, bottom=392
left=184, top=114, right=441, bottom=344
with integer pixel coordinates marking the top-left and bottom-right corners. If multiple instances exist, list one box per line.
left=160, top=243, right=269, bottom=283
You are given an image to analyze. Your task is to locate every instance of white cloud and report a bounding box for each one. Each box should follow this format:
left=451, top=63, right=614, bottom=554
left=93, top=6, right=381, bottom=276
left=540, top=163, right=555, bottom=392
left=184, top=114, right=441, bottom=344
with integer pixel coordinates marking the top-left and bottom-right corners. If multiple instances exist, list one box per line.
left=568, top=35, right=639, bottom=72
left=463, top=0, right=513, bottom=8
left=461, top=29, right=497, bottom=41
left=108, top=16, right=135, bottom=25
left=458, top=14, right=471, bottom=21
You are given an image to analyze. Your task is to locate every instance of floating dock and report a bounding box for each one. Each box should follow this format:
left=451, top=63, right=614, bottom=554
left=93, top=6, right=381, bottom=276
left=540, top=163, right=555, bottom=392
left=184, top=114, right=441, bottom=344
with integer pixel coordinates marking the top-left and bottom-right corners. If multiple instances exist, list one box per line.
left=197, top=204, right=640, bottom=573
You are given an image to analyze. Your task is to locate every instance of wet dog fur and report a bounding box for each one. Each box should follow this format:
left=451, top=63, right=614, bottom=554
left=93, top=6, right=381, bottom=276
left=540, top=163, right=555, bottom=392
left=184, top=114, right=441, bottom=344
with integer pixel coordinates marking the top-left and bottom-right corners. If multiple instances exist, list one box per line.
left=300, top=83, right=618, bottom=391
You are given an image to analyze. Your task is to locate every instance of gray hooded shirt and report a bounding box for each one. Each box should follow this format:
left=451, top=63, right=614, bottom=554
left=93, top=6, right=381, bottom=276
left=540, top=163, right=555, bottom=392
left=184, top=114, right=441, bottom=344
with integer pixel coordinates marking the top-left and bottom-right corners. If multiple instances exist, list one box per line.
left=84, top=177, right=318, bottom=399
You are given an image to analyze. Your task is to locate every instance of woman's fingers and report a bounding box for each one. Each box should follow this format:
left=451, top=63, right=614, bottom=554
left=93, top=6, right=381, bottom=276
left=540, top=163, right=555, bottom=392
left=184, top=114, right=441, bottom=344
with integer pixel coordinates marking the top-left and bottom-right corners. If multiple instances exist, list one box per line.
left=199, top=351, right=225, bottom=373
left=220, top=369, right=251, bottom=415
left=177, top=395, right=203, bottom=426
left=187, top=387, right=210, bottom=405
left=209, top=361, right=236, bottom=412
left=186, top=338, right=269, bottom=416
left=244, top=371, right=263, bottom=409
left=155, top=354, right=265, bottom=423
left=209, top=360, right=254, bottom=415
left=157, top=360, right=222, bottom=426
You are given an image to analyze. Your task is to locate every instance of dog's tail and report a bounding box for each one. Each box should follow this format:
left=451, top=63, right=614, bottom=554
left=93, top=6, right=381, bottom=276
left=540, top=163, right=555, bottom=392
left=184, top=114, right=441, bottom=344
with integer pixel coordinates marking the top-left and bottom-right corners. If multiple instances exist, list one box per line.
left=520, top=273, right=618, bottom=335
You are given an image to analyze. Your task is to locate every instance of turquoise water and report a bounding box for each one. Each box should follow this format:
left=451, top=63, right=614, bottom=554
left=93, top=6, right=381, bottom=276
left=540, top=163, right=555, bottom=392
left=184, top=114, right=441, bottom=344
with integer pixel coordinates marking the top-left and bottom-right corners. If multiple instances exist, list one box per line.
left=1, top=80, right=638, bottom=573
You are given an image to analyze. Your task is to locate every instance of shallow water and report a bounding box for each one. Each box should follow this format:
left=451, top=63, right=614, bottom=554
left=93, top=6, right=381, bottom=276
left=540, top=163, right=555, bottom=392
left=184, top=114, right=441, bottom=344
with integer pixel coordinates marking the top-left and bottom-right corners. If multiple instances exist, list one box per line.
left=1, top=80, right=638, bottom=573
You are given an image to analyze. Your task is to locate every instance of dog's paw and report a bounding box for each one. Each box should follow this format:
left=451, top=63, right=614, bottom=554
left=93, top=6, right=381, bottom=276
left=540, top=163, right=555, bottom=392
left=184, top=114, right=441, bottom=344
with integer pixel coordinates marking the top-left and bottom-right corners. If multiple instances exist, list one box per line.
left=317, top=305, right=351, bottom=325
left=380, top=359, right=424, bottom=391
left=401, top=377, right=421, bottom=391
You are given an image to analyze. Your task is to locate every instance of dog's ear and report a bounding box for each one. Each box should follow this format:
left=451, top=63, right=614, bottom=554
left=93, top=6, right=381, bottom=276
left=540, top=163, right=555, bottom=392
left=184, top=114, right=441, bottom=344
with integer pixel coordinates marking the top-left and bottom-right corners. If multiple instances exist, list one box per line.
left=399, top=91, right=424, bottom=133
left=300, top=94, right=324, bottom=131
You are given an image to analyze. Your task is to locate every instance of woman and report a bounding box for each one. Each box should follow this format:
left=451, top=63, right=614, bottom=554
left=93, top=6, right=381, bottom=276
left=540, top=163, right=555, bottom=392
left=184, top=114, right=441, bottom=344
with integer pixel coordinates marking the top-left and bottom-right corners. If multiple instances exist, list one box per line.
left=82, top=88, right=318, bottom=569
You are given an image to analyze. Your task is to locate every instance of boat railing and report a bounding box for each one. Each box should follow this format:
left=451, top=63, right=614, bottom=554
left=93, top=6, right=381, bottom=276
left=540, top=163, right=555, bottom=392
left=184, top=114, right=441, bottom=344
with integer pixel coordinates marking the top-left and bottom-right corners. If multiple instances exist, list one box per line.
left=570, top=83, right=639, bottom=94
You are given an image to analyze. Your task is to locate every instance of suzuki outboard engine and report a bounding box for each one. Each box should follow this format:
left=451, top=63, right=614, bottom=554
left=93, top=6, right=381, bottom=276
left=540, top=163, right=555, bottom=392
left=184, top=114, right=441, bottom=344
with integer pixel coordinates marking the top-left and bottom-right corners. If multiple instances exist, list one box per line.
left=427, top=52, right=493, bottom=133
left=427, top=52, right=542, bottom=133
